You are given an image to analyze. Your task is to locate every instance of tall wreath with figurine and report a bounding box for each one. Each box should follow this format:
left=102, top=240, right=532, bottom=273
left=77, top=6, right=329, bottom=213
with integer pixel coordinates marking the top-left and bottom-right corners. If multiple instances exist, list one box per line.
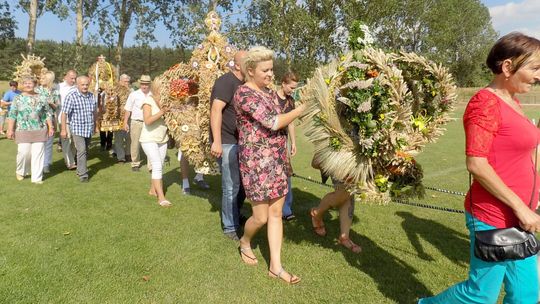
left=301, top=21, right=457, bottom=203
left=159, top=11, right=237, bottom=174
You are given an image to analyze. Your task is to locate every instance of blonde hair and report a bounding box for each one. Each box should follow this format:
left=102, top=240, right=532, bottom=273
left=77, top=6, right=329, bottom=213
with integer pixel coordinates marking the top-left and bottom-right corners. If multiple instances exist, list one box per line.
left=241, top=46, right=274, bottom=81
left=41, top=71, right=56, bottom=88
left=150, top=77, right=163, bottom=96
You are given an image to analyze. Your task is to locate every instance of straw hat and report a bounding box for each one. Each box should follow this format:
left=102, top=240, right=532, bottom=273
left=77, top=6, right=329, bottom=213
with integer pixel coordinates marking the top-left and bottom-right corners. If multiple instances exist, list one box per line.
left=138, top=75, right=151, bottom=84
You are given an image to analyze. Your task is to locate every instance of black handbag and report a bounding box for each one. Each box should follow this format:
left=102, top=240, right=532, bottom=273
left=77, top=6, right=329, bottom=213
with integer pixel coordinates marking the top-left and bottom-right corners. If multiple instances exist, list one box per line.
left=470, top=145, right=540, bottom=262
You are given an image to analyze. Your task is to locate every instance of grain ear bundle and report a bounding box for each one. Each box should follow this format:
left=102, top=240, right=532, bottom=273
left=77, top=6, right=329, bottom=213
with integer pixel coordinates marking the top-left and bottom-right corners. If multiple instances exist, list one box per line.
left=13, top=54, right=47, bottom=82
left=100, top=84, right=130, bottom=132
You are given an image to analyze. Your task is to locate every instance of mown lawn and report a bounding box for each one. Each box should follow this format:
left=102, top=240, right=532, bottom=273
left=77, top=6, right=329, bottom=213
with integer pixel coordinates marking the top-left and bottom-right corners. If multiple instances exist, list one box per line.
left=0, top=88, right=538, bottom=303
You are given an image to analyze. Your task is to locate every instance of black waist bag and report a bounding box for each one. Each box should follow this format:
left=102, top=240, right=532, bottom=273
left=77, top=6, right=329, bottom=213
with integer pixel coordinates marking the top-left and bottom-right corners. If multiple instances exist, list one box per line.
left=474, top=227, right=540, bottom=262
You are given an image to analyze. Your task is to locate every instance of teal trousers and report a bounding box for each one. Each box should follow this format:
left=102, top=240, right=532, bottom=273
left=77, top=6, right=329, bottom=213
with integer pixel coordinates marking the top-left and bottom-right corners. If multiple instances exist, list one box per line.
left=419, top=213, right=538, bottom=304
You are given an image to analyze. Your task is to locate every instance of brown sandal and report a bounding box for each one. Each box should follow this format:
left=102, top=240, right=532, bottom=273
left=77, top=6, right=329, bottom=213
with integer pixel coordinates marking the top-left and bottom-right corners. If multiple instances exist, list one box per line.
left=239, top=247, right=258, bottom=266
left=338, top=236, right=362, bottom=253
left=268, top=268, right=301, bottom=285
left=310, top=208, right=326, bottom=236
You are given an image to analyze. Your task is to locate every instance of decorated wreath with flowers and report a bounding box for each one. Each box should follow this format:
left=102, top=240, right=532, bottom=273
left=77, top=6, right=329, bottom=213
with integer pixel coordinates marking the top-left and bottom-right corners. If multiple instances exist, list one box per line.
left=159, top=11, right=236, bottom=175
left=301, top=21, right=457, bottom=203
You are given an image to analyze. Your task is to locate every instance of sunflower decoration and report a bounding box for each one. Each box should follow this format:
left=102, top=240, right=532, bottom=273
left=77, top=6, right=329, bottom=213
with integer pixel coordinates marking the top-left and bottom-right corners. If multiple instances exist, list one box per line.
left=302, top=21, right=457, bottom=203
left=13, top=54, right=48, bottom=83
left=159, top=11, right=236, bottom=175
left=88, top=55, right=115, bottom=94
left=99, top=84, right=131, bottom=131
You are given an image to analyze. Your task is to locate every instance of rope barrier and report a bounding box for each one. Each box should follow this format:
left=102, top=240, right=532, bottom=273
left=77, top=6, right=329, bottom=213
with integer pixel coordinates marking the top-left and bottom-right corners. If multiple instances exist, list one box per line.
left=291, top=173, right=465, bottom=214
left=424, top=186, right=466, bottom=197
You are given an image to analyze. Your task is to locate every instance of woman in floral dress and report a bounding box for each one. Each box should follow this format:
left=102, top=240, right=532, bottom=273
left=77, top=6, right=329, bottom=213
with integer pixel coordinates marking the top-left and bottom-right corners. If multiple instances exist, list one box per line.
left=6, top=76, right=54, bottom=184
left=234, top=46, right=305, bottom=284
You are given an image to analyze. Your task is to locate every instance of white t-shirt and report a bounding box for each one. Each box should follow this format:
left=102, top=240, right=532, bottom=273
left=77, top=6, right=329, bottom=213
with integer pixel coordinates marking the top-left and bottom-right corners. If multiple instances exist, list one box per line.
left=59, top=81, right=75, bottom=105
left=139, top=96, right=168, bottom=144
left=124, top=89, right=151, bottom=121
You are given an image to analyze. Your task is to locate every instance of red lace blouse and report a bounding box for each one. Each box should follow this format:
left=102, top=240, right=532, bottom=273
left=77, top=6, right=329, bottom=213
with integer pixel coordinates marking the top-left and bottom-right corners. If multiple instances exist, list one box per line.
left=464, top=89, right=540, bottom=228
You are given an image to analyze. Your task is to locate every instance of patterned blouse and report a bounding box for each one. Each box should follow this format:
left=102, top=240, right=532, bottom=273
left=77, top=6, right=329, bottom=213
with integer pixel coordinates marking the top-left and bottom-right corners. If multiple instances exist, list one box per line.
left=36, top=87, right=60, bottom=110
left=7, top=93, right=52, bottom=131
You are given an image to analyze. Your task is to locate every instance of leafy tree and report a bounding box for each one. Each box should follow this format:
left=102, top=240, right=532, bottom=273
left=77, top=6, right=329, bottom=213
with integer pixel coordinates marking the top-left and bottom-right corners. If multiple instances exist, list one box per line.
left=229, top=0, right=344, bottom=80
left=0, top=1, right=17, bottom=46
left=17, top=0, right=64, bottom=54
left=341, top=0, right=497, bottom=86
left=96, top=0, right=165, bottom=75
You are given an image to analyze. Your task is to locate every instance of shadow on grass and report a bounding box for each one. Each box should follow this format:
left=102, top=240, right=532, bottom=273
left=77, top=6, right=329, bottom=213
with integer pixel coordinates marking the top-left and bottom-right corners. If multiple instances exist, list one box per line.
left=43, top=138, right=117, bottom=180
left=161, top=163, right=227, bottom=215
left=396, top=211, right=469, bottom=265
left=254, top=187, right=434, bottom=303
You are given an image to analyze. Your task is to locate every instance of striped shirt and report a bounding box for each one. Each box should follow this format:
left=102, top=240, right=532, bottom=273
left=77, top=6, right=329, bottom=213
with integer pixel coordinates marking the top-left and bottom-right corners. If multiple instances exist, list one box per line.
left=62, top=89, right=96, bottom=137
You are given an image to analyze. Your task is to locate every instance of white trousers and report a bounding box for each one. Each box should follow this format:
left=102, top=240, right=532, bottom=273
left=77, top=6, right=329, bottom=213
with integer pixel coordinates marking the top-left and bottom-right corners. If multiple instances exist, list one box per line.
left=17, top=142, right=45, bottom=182
left=141, top=142, right=167, bottom=180
left=43, top=134, right=54, bottom=168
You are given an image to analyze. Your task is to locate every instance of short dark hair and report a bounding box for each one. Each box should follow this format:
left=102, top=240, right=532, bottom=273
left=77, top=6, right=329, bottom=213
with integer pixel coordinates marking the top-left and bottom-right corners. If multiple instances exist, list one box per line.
left=281, top=70, right=299, bottom=84
left=486, top=32, right=540, bottom=74
left=9, top=81, right=17, bottom=87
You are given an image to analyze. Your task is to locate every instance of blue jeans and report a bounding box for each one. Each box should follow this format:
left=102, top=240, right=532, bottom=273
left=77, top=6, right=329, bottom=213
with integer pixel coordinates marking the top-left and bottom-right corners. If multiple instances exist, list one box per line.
left=282, top=176, right=293, bottom=216
left=218, top=144, right=244, bottom=234
left=419, top=212, right=538, bottom=304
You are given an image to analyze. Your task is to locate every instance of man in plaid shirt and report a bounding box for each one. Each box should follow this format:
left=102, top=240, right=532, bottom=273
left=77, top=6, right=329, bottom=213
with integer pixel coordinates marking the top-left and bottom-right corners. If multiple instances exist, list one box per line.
left=60, top=76, right=98, bottom=182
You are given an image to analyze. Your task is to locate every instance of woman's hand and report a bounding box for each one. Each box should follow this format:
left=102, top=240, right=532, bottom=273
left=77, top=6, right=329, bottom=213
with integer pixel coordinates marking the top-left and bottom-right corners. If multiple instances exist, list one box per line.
left=296, top=102, right=307, bottom=113
left=290, top=142, right=297, bottom=156
left=6, top=129, right=14, bottom=140
left=514, top=206, right=540, bottom=232
left=48, top=127, right=54, bottom=137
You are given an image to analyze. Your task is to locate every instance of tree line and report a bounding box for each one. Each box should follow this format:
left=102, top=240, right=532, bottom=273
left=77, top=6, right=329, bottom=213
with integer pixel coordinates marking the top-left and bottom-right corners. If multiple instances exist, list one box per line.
left=0, top=38, right=191, bottom=82
left=2, top=0, right=498, bottom=86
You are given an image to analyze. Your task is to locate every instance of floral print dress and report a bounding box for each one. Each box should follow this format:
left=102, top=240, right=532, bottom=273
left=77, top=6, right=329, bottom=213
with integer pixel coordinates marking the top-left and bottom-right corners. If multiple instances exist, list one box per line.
left=234, top=85, right=290, bottom=202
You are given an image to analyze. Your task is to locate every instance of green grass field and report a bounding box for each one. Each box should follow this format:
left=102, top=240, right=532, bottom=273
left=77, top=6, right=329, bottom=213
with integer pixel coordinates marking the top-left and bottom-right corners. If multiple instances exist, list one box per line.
left=0, top=87, right=539, bottom=303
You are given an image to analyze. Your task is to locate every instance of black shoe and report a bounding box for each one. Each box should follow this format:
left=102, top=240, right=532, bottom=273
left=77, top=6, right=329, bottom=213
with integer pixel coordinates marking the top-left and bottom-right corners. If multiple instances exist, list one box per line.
left=131, top=167, right=140, bottom=172
left=182, top=187, right=191, bottom=195
left=193, top=179, right=210, bottom=190
left=224, top=231, right=239, bottom=241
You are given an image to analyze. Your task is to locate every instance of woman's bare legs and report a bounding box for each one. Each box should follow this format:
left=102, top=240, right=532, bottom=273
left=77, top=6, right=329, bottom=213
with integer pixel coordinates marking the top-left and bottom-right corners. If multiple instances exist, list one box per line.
left=239, top=201, right=268, bottom=265
left=152, top=179, right=167, bottom=203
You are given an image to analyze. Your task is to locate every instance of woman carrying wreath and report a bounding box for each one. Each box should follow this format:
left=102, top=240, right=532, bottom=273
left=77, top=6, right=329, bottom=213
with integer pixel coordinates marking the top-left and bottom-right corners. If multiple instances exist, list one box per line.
left=234, top=46, right=305, bottom=284
left=140, top=78, right=171, bottom=207
left=36, top=71, right=60, bottom=174
left=419, top=32, right=540, bottom=304
left=6, top=76, right=54, bottom=184
left=309, top=156, right=362, bottom=254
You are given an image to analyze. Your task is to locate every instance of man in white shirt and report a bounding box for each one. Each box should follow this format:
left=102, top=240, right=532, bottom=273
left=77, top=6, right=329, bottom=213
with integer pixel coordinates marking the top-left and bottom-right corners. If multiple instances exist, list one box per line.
left=123, top=75, right=152, bottom=171
left=58, top=70, right=77, bottom=170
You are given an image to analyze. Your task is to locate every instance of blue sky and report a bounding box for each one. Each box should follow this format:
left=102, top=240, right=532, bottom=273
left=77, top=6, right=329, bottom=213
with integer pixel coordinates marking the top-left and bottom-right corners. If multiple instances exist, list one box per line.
left=11, top=0, right=540, bottom=47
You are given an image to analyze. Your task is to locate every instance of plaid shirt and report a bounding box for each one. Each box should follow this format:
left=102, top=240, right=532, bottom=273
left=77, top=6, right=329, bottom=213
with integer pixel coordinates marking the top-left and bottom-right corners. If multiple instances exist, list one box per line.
left=62, top=89, right=96, bottom=138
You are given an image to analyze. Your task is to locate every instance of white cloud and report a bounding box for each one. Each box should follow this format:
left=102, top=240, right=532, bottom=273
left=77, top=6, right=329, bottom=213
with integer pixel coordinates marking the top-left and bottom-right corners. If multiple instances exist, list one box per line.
left=488, top=0, right=540, bottom=38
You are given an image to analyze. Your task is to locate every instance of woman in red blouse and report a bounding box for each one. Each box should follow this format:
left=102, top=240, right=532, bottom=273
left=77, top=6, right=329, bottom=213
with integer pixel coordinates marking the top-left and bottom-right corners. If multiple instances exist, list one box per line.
left=234, top=47, right=305, bottom=284
left=419, top=32, right=540, bottom=304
